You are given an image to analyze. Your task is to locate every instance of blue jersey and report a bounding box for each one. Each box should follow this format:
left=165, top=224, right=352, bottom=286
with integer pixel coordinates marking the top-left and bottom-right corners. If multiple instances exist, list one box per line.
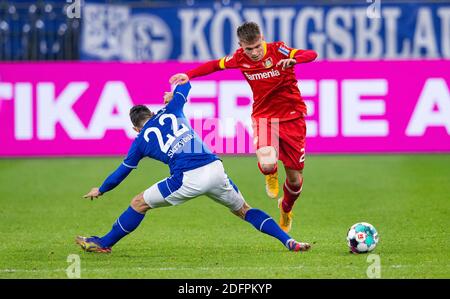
left=99, top=82, right=219, bottom=194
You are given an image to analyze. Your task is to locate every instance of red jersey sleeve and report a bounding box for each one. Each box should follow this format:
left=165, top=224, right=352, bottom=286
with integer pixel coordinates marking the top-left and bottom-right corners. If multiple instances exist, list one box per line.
left=185, top=49, right=242, bottom=79
left=186, top=60, right=222, bottom=80
left=218, top=51, right=241, bottom=69
left=276, top=42, right=317, bottom=63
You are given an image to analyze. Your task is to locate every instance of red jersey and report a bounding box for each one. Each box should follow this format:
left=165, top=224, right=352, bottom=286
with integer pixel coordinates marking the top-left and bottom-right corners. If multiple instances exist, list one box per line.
left=219, top=41, right=310, bottom=121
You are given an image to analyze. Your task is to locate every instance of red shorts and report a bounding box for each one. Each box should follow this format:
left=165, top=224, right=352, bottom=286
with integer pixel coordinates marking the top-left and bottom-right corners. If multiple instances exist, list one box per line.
left=252, top=117, right=306, bottom=170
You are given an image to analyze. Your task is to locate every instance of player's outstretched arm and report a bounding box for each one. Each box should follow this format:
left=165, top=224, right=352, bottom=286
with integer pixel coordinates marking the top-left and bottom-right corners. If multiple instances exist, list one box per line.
left=292, top=49, right=318, bottom=63
left=83, top=164, right=133, bottom=200
left=169, top=60, right=222, bottom=85
left=173, top=81, right=191, bottom=98
left=276, top=49, right=318, bottom=70
left=165, top=82, right=192, bottom=110
left=166, top=80, right=192, bottom=101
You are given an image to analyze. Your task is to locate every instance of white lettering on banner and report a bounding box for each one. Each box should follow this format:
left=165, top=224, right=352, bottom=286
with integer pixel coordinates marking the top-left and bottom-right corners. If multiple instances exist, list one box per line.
left=319, top=80, right=339, bottom=137
left=241, top=8, right=265, bottom=36
left=326, top=8, right=353, bottom=59
left=406, top=78, right=450, bottom=136
left=383, top=8, right=411, bottom=59
left=15, top=83, right=33, bottom=140
left=438, top=8, right=450, bottom=58
left=342, top=79, right=388, bottom=137
left=354, top=8, right=382, bottom=59
left=176, top=6, right=449, bottom=60
left=300, top=79, right=388, bottom=138
left=242, top=8, right=295, bottom=45
left=260, top=8, right=296, bottom=45
left=0, top=83, right=34, bottom=140
left=294, top=8, right=324, bottom=51
left=412, top=8, right=438, bottom=58
left=178, top=9, right=213, bottom=61
left=299, top=80, right=317, bottom=136
left=88, top=82, right=135, bottom=139
left=0, top=83, right=13, bottom=99
left=3, top=79, right=450, bottom=142
left=37, top=82, right=89, bottom=139
left=5, top=81, right=138, bottom=140
left=1, top=83, right=34, bottom=140
left=210, top=8, right=241, bottom=58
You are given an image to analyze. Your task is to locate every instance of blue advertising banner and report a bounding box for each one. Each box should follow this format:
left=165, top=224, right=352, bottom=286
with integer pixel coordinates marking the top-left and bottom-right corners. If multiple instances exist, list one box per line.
left=80, top=1, right=450, bottom=61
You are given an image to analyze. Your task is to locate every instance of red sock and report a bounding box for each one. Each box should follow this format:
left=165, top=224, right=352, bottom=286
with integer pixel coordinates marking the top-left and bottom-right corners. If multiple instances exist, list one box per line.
left=257, top=162, right=278, bottom=175
left=282, top=179, right=303, bottom=213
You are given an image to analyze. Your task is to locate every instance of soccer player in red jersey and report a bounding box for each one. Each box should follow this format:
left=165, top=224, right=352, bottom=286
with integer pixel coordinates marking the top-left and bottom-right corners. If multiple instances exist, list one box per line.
left=170, top=22, right=317, bottom=233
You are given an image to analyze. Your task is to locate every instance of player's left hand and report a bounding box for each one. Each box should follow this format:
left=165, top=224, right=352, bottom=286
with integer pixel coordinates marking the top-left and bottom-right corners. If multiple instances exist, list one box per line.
left=276, top=58, right=296, bottom=70
left=83, top=187, right=102, bottom=200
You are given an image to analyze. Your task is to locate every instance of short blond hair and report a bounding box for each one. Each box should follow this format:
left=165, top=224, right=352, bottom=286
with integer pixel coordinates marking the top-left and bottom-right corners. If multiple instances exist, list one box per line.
left=237, top=22, right=261, bottom=44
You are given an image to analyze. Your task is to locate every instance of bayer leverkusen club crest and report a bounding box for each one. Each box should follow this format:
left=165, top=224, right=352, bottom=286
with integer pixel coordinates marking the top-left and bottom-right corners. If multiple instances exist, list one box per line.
left=263, top=57, right=273, bottom=68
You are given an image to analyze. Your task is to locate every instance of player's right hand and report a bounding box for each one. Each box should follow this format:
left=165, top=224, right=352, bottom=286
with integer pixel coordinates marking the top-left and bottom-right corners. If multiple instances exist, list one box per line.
left=163, top=91, right=174, bottom=104
left=169, top=73, right=189, bottom=85
left=83, top=187, right=102, bottom=200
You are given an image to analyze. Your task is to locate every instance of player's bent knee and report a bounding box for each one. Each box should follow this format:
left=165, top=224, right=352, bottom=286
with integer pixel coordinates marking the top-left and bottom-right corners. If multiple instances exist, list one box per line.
left=256, top=146, right=278, bottom=166
left=285, top=169, right=303, bottom=187
left=130, top=193, right=151, bottom=214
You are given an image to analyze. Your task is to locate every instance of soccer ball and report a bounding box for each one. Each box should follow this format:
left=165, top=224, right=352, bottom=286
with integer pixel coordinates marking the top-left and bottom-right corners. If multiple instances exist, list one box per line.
left=347, top=222, right=379, bottom=254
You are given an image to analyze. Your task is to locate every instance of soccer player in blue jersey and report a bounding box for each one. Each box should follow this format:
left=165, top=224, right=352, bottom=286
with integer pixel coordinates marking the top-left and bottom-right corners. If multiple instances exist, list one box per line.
left=76, top=81, right=311, bottom=253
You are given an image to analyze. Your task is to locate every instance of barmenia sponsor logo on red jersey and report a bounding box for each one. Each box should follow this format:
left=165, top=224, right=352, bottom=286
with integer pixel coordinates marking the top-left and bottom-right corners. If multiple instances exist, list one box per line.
left=244, top=69, right=281, bottom=80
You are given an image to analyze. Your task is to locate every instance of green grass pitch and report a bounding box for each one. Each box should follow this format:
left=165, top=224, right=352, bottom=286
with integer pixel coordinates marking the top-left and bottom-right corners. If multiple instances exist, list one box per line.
left=0, top=154, right=449, bottom=278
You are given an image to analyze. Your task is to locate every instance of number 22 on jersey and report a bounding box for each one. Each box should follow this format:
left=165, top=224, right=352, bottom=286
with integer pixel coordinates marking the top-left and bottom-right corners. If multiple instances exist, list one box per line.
left=143, top=113, right=189, bottom=153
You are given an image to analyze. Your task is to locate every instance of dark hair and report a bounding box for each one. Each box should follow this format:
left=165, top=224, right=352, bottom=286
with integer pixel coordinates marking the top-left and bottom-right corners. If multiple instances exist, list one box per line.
left=129, top=105, right=152, bottom=128
left=237, top=22, right=261, bottom=44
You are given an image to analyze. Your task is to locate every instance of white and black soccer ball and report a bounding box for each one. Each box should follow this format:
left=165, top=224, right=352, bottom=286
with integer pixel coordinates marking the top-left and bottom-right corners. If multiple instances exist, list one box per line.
left=347, top=222, right=379, bottom=254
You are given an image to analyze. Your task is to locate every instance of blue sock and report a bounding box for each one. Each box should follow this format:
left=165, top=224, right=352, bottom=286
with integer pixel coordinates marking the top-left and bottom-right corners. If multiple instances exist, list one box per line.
left=244, top=208, right=292, bottom=248
left=100, top=206, right=145, bottom=248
